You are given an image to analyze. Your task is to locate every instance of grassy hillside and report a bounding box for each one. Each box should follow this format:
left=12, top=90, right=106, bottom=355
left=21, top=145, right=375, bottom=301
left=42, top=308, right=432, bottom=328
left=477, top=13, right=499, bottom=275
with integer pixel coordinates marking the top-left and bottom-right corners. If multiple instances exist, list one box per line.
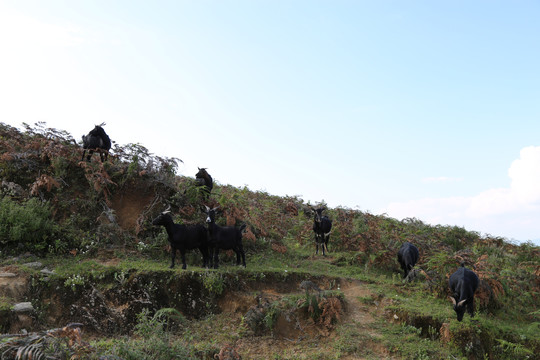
left=0, top=122, right=539, bottom=360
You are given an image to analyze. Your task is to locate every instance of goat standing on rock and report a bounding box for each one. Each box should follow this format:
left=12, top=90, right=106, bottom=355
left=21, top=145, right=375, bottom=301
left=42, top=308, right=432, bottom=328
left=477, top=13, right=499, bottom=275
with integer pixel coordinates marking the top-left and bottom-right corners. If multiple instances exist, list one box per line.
left=81, top=124, right=111, bottom=162
left=152, top=208, right=210, bottom=269
left=311, top=206, right=332, bottom=256
left=203, top=206, right=246, bottom=269
left=195, top=167, right=213, bottom=199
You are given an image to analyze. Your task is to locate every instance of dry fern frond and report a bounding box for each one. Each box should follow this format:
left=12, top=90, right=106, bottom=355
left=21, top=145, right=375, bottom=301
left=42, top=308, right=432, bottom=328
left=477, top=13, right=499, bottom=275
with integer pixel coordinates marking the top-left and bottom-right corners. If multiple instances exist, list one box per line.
left=0, top=323, right=89, bottom=360
left=318, top=296, right=343, bottom=330
left=214, top=343, right=242, bottom=360
left=30, top=174, right=61, bottom=195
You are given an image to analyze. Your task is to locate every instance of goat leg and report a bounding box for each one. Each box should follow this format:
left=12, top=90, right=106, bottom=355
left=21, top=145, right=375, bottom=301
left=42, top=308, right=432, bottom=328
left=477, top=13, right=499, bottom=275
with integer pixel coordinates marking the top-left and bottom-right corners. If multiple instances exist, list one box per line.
left=207, top=247, right=214, bottom=268
left=180, top=250, right=187, bottom=270
left=170, top=248, right=176, bottom=269
left=235, top=249, right=241, bottom=266
left=467, top=300, right=475, bottom=318
left=213, top=248, right=219, bottom=269
left=200, top=247, right=210, bottom=268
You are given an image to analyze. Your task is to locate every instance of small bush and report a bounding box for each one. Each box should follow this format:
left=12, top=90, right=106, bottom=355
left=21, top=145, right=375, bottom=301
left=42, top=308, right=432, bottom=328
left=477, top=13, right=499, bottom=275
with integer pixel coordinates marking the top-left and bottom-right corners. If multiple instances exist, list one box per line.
left=98, top=308, right=194, bottom=360
left=0, top=196, right=57, bottom=254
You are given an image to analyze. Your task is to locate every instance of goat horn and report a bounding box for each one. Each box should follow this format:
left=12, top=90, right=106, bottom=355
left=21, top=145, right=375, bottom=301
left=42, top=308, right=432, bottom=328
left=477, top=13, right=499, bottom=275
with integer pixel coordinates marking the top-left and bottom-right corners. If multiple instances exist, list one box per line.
left=457, top=299, right=467, bottom=307
left=204, top=205, right=210, bottom=211
left=448, top=296, right=456, bottom=305
left=163, top=205, right=171, bottom=214
left=212, top=206, right=220, bottom=211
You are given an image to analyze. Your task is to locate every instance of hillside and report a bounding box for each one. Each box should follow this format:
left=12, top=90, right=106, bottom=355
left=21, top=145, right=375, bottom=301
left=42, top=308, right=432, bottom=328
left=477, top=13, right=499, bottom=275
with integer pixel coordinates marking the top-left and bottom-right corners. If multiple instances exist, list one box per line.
left=0, top=122, right=539, bottom=360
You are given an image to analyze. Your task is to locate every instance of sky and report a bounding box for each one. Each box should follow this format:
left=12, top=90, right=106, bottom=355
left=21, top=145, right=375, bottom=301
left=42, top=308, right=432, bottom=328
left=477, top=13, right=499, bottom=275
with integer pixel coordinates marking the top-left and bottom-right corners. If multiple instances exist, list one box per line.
left=1, top=1, right=539, bottom=245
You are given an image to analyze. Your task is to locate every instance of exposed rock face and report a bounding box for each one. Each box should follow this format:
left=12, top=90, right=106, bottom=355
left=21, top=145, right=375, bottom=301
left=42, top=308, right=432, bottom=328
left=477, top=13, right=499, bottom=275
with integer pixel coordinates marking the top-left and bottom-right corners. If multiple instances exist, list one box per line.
left=1, top=180, right=26, bottom=198
left=22, top=262, right=43, bottom=269
left=10, top=302, right=35, bottom=332
left=32, top=271, right=226, bottom=335
left=0, top=272, right=28, bottom=302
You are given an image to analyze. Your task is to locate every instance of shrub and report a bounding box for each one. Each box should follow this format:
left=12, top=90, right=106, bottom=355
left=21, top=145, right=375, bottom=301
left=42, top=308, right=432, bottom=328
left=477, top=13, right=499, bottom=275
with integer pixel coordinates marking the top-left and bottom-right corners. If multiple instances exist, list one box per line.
left=100, top=308, right=195, bottom=360
left=0, top=196, right=57, bottom=254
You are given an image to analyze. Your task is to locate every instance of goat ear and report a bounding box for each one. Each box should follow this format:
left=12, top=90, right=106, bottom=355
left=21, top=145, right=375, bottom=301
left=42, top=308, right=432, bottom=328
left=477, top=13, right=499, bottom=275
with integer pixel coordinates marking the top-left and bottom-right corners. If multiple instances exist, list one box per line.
left=457, top=299, right=467, bottom=307
left=448, top=296, right=457, bottom=305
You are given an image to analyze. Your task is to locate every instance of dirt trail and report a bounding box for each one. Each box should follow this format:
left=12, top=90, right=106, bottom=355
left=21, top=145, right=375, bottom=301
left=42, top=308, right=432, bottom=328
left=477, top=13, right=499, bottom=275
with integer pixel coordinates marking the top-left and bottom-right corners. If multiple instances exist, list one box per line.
left=340, top=280, right=376, bottom=325
left=233, top=279, right=393, bottom=359
left=338, top=280, right=395, bottom=359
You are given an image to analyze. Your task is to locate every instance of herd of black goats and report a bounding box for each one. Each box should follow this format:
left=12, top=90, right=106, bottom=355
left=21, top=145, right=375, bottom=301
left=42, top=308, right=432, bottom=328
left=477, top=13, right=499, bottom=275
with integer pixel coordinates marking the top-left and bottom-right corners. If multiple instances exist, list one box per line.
left=82, top=125, right=479, bottom=322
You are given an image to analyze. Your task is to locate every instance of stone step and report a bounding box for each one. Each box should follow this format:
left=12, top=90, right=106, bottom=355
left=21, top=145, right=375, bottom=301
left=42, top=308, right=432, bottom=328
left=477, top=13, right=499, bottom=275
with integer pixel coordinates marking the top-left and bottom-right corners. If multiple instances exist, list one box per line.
left=0, top=272, right=17, bottom=278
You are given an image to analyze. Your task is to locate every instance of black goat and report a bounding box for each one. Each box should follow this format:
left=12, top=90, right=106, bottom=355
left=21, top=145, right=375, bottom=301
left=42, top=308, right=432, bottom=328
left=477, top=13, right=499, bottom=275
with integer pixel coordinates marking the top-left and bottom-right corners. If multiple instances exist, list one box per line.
left=448, top=264, right=479, bottom=321
left=311, top=206, right=332, bottom=256
left=195, top=167, right=213, bottom=198
left=152, top=209, right=209, bottom=270
left=81, top=124, right=111, bottom=162
left=397, top=242, right=419, bottom=281
left=203, top=206, right=246, bottom=269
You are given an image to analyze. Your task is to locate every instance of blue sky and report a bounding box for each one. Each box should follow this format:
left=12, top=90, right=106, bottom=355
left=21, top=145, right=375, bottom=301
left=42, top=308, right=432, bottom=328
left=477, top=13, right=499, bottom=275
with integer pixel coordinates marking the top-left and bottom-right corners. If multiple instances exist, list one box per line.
left=1, top=1, right=539, bottom=245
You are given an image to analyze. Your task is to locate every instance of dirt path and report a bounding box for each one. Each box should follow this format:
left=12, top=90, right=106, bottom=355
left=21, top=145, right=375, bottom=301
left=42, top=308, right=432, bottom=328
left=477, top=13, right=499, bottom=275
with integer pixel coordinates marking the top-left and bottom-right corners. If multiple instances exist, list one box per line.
left=341, top=280, right=376, bottom=325
left=339, top=280, right=394, bottom=360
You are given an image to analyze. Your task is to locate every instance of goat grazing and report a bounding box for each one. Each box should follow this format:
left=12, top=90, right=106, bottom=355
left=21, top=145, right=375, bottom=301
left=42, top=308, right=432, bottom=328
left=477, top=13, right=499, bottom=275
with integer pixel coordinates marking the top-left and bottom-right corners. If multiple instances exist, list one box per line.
left=81, top=124, right=111, bottom=162
left=203, top=206, right=246, bottom=269
left=397, top=242, right=419, bottom=281
left=311, top=206, right=332, bottom=256
left=448, top=264, right=479, bottom=321
left=195, top=167, right=213, bottom=198
left=152, top=209, right=209, bottom=269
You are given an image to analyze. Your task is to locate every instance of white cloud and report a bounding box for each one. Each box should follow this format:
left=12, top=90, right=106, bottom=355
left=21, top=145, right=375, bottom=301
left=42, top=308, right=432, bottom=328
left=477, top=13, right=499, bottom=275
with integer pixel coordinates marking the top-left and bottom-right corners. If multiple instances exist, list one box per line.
left=383, top=146, right=540, bottom=243
left=421, top=176, right=463, bottom=183
left=508, top=146, right=540, bottom=204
